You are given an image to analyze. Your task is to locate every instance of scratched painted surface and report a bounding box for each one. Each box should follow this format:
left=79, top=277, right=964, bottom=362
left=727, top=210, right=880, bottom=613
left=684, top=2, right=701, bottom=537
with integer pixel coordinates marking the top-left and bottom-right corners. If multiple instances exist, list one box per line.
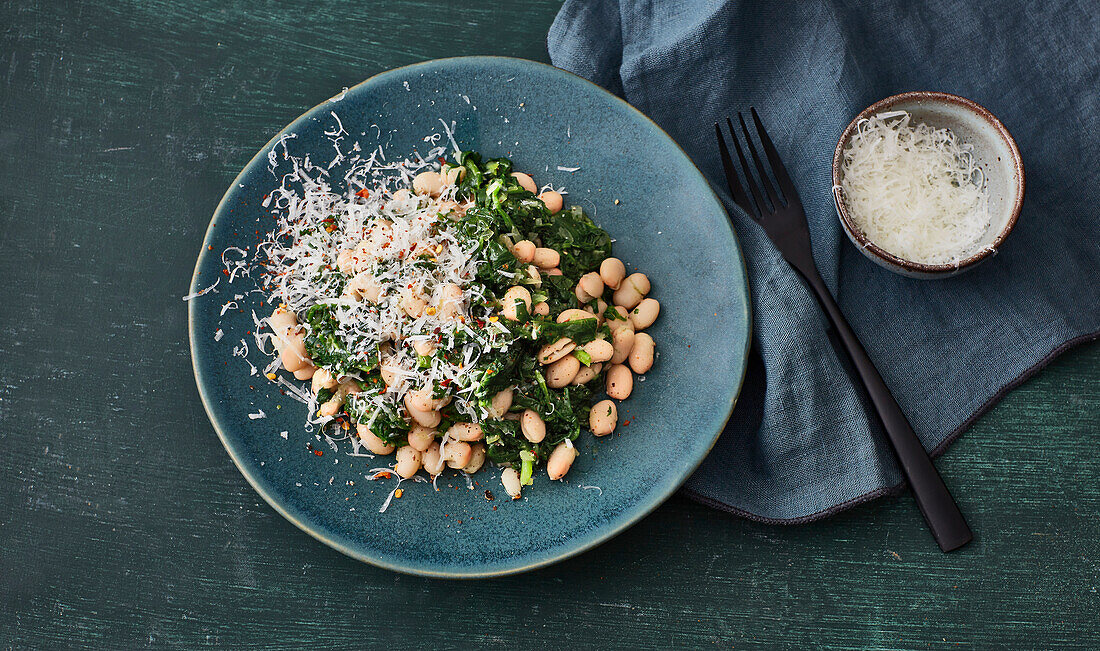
left=0, top=1, right=1097, bottom=648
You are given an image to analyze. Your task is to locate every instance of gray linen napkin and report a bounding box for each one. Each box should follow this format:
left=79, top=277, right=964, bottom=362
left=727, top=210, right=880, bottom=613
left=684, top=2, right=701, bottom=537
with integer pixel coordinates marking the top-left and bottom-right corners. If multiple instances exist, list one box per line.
left=548, top=0, right=1100, bottom=521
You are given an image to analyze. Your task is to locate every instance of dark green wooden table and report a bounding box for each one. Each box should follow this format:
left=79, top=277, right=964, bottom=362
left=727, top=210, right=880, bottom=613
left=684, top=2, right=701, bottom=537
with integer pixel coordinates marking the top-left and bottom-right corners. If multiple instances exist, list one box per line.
left=2, top=1, right=1097, bottom=648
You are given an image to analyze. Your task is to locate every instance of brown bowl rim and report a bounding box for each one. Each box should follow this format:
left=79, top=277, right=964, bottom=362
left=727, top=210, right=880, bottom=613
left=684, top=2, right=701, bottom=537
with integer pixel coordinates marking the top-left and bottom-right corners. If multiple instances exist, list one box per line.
left=831, top=91, right=1025, bottom=274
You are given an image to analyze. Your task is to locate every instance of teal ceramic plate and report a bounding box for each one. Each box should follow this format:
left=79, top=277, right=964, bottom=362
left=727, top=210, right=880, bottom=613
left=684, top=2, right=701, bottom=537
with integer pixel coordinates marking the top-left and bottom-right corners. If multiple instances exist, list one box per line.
left=188, top=57, right=750, bottom=577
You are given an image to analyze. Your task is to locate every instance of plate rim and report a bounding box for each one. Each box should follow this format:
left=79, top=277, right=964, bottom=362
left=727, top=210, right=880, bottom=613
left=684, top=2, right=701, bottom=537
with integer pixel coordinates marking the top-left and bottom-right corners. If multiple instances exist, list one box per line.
left=188, top=55, right=752, bottom=578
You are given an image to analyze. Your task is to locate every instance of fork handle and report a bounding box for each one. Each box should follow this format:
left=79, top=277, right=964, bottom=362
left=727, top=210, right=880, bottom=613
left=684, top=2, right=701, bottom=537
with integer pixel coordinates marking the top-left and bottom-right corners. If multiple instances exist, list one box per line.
left=801, top=270, right=973, bottom=552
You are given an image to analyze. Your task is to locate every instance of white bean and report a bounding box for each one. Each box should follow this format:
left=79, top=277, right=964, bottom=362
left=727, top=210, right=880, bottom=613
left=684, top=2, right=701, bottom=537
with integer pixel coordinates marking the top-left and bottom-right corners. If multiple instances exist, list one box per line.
left=625, top=272, right=651, bottom=295
left=606, top=364, right=633, bottom=400
left=422, top=442, right=445, bottom=476
left=612, top=273, right=651, bottom=309
left=599, top=257, right=626, bottom=290
left=386, top=188, right=412, bottom=210
left=527, top=264, right=542, bottom=285
left=630, top=298, right=660, bottom=330
left=538, top=190, right=564, bottom=214
left=342, top=270, right=382, bottom=303
left=406, top=425, right=436, bottom=452
left=404, top=393, right=442, bottom=428
left=611, top=327, right=636, bottom=365
left=394, top=445, right=422, bottom=479
left=538, top=337, right=576, bottom=365
left=546, top=355, right=581, bottom=388
left=269, top=308, right=312, bottom=373
left=401, top=290, right=428, bottom=318
left=589, top=399, right=617, bottom=436
left=520, top=409, right=546, bottom=443
left=463, top=443, right=487, bottom=474
left=571, top=362, right=602, bottom=385
left=406, top=387, right=436, bottom=413
left=490, top=388, right=514, bottom=418
left=546, top=441, right=577, bottom=480
left=412, top=339, right=436, bottom=357
left=438, top=283, right=464, bottom=320
left=446, top=422, right=484, bottom=442
left=580, top=338, right=614, bottom=363
left=512, top=239, right=536, bottom=263
left=356, top=423, right=395, bottom=454
left=501, top=468, right=522, bottom=499
left=412, top=170, right=443, bottom=197
left=606, top=306, right=633, bottom=333
left=557, top=308, right=594, bottom=323
left=512, top=172, right=537, bottom=193
left=501, top=285, right=532, bottom=321
left=293, top=365, right=316, bottom=381
left=311, top=368, right=338, bottom=395
left=336, top=249, right=355, bottom=274
left=532, top=247, right=560, bottom=269
left=576, top=272, right=605, bottom=303
left=319, top=384, right=350, bottom=417
left=443, top=440, right=473, bottom=469
left=629, top=332, right=655, bottom=374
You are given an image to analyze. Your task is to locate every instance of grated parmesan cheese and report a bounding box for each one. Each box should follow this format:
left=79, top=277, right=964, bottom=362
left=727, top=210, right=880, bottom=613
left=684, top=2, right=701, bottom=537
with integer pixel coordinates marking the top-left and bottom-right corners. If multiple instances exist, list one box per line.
left=253, top=129, right=532, bottom=430
left=838, top=111, right=991, bottom=265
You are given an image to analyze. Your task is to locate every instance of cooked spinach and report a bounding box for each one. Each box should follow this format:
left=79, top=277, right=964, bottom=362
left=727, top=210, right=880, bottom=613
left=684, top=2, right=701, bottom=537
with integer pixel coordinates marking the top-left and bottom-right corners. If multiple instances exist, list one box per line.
left=297, top=150, right=619, bottom=484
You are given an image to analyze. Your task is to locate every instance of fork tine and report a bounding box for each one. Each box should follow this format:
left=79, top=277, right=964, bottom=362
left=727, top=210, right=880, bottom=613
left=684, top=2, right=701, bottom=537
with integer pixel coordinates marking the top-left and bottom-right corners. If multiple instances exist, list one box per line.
left=728, top=117, right=768, bottom=216
left=714, top=122, right=755, bottom=217
left=738, top=112, right=781, bottom=210
left=750, top=107, right=799, bottom=205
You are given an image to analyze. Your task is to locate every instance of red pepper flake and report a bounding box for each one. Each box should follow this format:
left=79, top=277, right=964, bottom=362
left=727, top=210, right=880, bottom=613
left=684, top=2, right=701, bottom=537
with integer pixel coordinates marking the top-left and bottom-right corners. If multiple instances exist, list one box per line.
left=356, top=188, right=371, bottom=198
left=221, top=269, right=229, bottom=276
left=622, top=419, right=631, bottom=426
left=207, top=245, right=213, bottom=250
left=313, top=449, right=323, bottom=457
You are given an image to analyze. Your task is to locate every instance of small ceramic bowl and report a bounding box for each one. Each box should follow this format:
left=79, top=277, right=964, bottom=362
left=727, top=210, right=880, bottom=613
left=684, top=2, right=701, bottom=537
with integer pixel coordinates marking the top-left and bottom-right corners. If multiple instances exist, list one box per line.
left=832, top=91, right=1024, bottom=279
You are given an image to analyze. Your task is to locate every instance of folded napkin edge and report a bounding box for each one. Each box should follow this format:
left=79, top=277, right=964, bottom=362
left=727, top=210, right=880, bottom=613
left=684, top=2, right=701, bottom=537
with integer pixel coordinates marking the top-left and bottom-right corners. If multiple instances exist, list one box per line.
left=682, top=328, right=1100, bottom=524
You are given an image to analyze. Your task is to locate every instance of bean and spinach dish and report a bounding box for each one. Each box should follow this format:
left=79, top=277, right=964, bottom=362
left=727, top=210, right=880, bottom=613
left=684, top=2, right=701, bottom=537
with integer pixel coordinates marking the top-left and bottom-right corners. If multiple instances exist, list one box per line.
left=262, top=151, right=659, bottom=499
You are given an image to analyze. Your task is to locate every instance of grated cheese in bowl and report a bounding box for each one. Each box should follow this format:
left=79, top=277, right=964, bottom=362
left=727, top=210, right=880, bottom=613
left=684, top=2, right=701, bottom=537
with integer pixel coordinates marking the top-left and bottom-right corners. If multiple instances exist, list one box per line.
left=837, top=110, right=991, bottom=266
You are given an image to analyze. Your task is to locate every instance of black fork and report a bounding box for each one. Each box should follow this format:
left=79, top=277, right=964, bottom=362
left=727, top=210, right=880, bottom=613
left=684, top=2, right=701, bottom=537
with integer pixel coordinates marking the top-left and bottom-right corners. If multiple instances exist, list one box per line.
left=716, top=109, right=973, bottom=552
